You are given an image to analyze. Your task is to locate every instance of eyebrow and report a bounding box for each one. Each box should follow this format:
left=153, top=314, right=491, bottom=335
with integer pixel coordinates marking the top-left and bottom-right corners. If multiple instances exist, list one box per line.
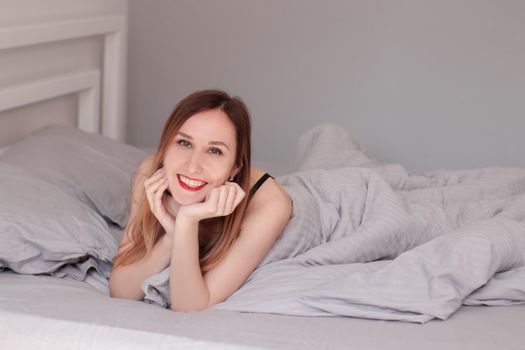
left=176, top=131, right=230, bottom=150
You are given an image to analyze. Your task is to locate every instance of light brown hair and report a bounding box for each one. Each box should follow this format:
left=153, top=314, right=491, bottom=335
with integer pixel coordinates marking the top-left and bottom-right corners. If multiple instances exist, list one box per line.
left=113, top=89, right=252, bottom=272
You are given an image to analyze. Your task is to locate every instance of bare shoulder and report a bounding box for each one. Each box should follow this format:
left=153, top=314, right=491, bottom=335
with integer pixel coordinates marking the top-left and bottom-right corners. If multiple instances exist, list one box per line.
left=130, top=154, right=156, bottom=209
left=135, top=154, right=155, bottom=180
left=200, top=169, right=292, bottom=307
left=128, top=155, right=155, bottom=201
left=117, top=154, right=155, bottom=250
left=244, top=167, right=292, bottom=225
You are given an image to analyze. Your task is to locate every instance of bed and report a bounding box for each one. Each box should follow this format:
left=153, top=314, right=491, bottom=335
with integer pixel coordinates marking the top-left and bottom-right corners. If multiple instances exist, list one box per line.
left=1, top=13, right=525, bottom=350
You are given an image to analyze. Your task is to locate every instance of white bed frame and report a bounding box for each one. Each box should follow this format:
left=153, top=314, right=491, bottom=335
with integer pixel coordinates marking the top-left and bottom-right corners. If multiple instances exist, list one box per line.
left=0, top=15, right=127, bottom=153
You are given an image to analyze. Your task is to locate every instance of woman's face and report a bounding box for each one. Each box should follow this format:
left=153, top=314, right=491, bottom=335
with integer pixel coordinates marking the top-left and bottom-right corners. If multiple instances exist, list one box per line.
left=163, top=109, right=238, bottom=205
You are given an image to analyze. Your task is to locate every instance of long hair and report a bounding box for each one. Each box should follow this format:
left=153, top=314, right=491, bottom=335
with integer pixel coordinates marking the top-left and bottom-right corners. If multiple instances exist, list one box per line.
left=113, top=89, right=252, bottom=273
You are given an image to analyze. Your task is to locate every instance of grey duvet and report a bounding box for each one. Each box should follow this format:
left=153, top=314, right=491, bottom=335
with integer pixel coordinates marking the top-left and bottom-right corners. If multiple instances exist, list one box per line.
left=142, top=124, right=525, bottom=323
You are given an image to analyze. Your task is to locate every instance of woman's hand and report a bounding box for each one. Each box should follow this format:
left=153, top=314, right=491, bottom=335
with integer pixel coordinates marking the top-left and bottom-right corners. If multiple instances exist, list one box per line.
left=144, top=167, right=176, bottom=235
left=177, top=181, right=246, bottom=225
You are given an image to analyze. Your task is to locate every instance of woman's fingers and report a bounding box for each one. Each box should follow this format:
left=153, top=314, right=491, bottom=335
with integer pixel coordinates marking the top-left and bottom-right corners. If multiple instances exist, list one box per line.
left=216, top=186, right=229, bottom=214
left=144, top=175, right=167, bottom=211
left=153, top=178, right=169, bottom=212
left=176, top=182, right=247, bottom=222
left=144, top=168, right=166, bottom=193
left=145, top=169, right=167, bottom=194
left=206, top=187, right=220, bottom=213
left=142, top=167, right=176, bottom=234
left=233, top=185, right=246, bottom=208
left=224, top=185, right=236, bottom=214
left=144, top=167, right=164, bottom=185
left=218, top=183, right=245, bottom=216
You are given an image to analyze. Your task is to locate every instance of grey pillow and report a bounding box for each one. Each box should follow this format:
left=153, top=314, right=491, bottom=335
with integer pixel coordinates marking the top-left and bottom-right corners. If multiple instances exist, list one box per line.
left=0, top=125, right=149, bottom=228
left=0, top=162, right=117, bottom=278
left=295, top=123, right=377, bottom=172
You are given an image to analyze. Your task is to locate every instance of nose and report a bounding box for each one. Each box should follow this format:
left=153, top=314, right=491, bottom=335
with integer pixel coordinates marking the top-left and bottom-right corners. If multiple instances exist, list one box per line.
left=185, top=150, right=203, bottom=174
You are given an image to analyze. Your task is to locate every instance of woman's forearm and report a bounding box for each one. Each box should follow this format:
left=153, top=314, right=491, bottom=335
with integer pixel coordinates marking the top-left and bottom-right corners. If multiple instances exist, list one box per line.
left=169, top=218, right=210, bottom=312
left=109, top=234, right=172, bottom=300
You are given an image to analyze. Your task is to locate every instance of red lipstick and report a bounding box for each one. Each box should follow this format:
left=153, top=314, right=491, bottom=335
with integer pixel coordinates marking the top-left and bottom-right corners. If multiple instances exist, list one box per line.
left=177, top=175, right=207, bottom=192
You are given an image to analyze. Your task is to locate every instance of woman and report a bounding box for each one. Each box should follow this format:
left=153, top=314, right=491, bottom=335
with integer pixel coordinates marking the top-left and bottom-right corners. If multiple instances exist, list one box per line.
left=109, top=90, right=292, bottom=312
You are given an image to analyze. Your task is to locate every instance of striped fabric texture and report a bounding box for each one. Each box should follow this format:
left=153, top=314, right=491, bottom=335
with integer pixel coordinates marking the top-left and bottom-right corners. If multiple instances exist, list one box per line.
left=144, top=124, right=525, bottom=323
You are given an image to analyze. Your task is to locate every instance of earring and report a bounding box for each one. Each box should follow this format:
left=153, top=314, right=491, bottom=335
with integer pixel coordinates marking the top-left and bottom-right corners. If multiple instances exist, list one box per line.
left=229, top=175, right=235, bottom=182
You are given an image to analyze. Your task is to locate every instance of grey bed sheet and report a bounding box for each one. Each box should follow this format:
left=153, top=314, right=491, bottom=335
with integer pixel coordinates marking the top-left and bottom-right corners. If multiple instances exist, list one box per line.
left=1, top=271, right=524, bottom=350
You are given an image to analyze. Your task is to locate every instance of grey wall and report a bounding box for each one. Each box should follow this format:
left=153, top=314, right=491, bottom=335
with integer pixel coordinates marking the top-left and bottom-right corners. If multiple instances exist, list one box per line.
left=127, top=0, right=525, bottom=174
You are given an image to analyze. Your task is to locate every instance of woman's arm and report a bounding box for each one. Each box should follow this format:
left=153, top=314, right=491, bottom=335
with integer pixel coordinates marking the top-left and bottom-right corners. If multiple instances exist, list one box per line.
left=167, top=183, right=246, bottom=311
left=202, top=181, right=291, bottom=308
left=169, top=177, right=292, bottom=312
left=168, top=217, right=209, bottom=311
left=109, top=235, right=172, bottom=300
left=109, top=156, right=173, bottom=300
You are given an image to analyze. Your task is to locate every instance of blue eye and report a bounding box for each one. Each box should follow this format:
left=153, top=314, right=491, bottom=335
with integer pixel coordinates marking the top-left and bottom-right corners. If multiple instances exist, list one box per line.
left=177, top=139, right=191, bottom=148
left=208, top=147, right=222, bottom=155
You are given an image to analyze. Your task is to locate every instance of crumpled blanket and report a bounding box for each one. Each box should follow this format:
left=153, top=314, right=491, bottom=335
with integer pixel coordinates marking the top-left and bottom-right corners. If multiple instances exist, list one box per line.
left=142, top=124, right=525, bottom=323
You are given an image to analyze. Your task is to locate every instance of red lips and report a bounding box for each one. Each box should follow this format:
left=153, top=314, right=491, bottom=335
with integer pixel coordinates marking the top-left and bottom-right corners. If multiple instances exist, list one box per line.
left=177, top=175, right=207, bottom=192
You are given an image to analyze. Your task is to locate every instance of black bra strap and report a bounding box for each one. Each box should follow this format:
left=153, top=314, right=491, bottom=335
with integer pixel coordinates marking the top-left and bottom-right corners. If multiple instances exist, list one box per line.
left=248, top=173, right=273, bottom=200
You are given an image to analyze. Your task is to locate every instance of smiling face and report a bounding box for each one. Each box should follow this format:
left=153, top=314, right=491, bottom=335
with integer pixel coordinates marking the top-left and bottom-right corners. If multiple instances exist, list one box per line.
left=162, top=108, right=239, bottom=205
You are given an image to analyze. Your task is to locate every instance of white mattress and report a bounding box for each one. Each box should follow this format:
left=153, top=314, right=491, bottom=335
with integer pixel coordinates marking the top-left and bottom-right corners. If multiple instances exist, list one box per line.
left=1, top=271, right=524, bottom=350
